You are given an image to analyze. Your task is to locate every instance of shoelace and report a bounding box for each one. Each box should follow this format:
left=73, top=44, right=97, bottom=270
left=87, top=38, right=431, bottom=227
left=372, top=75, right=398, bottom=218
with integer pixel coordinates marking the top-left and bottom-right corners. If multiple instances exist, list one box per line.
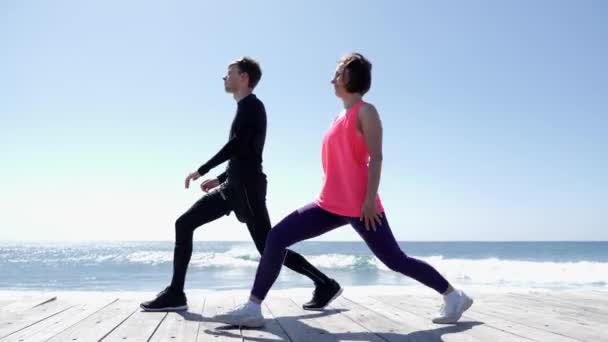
left=228, top=303, right=248, bottom=314
left=438, top=303, right=447, bottom=316
left=156, top=288, right=169, bottom=298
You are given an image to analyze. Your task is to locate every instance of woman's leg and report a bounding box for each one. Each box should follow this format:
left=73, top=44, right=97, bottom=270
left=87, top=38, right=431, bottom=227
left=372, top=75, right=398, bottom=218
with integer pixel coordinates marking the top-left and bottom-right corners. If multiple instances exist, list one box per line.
left=348, top=213, right=450, bottom=294
left=250, top=203, right=347, bottom=301
left=213, top=203, right=347, bottom=327
left=348, top=212, right=473, bottom=323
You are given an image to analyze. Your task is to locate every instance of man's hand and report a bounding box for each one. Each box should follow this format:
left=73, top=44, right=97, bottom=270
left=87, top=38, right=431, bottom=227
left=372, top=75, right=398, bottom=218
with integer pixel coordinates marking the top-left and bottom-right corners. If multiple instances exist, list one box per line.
left=185, top=171, right=201, bottom=189
left=200, top=178, right=221, bottom=192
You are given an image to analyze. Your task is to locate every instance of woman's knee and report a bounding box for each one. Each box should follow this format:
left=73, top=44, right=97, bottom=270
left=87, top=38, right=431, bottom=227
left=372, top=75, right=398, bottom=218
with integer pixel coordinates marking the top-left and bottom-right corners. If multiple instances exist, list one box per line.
left=266, top=226, right=290, bottom=250
left=378, top=249, right=411, bottom=273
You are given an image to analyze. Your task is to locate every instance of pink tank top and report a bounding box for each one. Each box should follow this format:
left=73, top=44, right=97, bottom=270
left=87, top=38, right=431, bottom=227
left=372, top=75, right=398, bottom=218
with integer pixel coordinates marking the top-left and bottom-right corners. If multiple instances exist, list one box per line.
left=315, top=100, right=384, bottom=217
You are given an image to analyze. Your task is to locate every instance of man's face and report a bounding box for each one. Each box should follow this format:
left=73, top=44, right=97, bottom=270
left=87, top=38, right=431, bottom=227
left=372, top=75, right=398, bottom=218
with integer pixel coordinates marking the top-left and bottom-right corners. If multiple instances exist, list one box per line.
left=223, top=64, right=246, bottom=93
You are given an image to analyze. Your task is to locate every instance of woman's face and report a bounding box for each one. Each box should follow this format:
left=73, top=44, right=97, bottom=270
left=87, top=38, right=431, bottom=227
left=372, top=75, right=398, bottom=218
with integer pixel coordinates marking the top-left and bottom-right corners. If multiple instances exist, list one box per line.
left=331, top=62, right=348, bottom=98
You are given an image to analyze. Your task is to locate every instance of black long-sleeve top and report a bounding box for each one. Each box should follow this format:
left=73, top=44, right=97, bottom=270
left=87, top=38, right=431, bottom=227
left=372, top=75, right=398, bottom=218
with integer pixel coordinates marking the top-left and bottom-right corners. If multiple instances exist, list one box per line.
left=197, top=94, right=266, bottom=184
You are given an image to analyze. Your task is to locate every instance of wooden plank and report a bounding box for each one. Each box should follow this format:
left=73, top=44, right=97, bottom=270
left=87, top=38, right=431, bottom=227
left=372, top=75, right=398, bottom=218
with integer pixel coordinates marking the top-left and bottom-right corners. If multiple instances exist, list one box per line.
left=590, top=290, right=608, bottom=297
left=1, top=298, right=116, bottom=342
left=266, top=295, right=387, bottom=342
left=195, top=294, right=243, bottom=341
left=0, top=300, right=17, bottom=310
left=542, top=291, right=608, bottom=307
left=2, top=290, right=605, bottom=342
left=336, top=295, right=530, bottom=342
left=148, top=295, right=205, bottom=342
left=100, top=298, right=167, bottom=342
left=264, top=296, right=341, bottom=342
left=336, top=294, right=480, bottom=342
left=332, top=295, right=485, bottom=342
left=1, top=296, right=57, bottom=314
left=46, top=299, right=138, bottom=342
left=0, top=297, right=72, bottom=340
left=373, top=294, right=593, bottom=342
left=426, top=293, right=592, bottom=326
left=478, top=293, right=608, bottom=328
left=239, top=300, right=291, bottom=342
left=509, top=292, right=608, bottom=315
left=453, top=296, right=605, bottom=341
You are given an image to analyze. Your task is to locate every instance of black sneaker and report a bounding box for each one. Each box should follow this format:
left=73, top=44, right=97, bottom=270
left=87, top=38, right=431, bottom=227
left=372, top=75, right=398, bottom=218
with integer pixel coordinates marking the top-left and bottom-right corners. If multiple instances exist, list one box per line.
left=140, top=287, right=188, bottom=312
left=302, top=279, right=343, bottom=310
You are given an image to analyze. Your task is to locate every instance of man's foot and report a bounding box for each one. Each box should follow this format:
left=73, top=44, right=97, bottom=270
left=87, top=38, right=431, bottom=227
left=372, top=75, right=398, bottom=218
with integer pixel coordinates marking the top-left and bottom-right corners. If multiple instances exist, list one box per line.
left=213, top=302, right=265, bottom=328
left=432, top=289, right=473, bottom=324
left=140, top=287, right=188, bottom=312
left=303, top=279, right=343, bottom=310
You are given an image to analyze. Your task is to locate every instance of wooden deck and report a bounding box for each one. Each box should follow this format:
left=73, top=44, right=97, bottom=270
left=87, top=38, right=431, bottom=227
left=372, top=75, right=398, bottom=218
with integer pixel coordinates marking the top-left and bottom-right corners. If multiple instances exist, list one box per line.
left=0, top=288, right=606, bottom=341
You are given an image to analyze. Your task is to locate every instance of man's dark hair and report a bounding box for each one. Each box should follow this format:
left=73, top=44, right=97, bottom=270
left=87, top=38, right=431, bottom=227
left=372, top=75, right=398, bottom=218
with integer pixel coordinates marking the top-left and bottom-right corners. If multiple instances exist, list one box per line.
left=231, top=57, right=262, bottom=89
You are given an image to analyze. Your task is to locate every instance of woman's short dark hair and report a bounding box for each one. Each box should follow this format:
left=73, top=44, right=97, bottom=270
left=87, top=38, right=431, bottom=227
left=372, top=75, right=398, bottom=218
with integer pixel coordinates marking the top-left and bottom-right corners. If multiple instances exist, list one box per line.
left=231, top=57, right=262, bottom=89
left=340, top=53, right=372, bottom=95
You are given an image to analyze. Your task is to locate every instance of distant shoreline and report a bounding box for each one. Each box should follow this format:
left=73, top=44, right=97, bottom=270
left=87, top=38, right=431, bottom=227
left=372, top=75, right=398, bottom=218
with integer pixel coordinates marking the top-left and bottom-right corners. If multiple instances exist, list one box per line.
left=2, top=240, right=607, bottom=243
left=2, top=285, right=607, bottom=298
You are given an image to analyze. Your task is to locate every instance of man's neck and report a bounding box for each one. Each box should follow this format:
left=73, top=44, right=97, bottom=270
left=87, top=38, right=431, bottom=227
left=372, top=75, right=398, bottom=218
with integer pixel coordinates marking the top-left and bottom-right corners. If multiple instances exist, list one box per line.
left=234, top=88, right=253, bottom=102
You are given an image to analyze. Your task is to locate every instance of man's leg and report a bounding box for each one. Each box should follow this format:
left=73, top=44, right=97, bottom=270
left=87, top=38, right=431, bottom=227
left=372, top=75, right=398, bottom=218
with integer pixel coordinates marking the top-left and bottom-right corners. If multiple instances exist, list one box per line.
left=141, top=189, right=230, bottom=311
left=170, top=189, right=231, bottom=292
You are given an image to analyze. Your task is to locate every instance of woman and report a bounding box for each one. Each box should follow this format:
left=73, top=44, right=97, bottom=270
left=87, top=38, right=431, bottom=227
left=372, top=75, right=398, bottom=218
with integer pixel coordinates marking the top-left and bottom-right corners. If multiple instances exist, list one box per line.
left=215, top=53, right=473, bottom=328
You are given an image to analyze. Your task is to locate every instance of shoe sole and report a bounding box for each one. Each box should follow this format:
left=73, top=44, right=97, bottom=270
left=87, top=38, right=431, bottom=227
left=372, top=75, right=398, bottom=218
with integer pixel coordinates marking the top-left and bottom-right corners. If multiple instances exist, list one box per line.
left=433, top=296, right=474, bottom=324
left=214, top=316, right=265, bottom=328
left=140, top=304, right=188, bottom=312
left=302, top=287, right=344, bottom=311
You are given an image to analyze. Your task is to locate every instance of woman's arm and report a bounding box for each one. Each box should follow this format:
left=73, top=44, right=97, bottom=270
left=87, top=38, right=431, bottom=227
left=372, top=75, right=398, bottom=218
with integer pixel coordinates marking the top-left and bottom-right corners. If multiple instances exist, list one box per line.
left=358, top=102, right=384, bottom=230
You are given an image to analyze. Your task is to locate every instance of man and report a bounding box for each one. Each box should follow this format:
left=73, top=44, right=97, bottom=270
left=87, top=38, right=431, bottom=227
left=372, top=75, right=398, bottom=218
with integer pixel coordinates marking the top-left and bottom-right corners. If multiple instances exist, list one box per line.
left=141, top=57, right=341, bottom=312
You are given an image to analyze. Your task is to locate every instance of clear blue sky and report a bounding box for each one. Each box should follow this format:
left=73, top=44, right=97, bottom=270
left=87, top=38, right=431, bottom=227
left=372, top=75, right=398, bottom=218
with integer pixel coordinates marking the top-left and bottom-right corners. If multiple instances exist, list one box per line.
left=1, top=0, right=606, bottom=241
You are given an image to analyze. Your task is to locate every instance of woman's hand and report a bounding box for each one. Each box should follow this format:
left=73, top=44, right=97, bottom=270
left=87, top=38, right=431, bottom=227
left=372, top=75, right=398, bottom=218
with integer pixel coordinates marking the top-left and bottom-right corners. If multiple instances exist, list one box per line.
left=360, top=198, right=383, bottom=231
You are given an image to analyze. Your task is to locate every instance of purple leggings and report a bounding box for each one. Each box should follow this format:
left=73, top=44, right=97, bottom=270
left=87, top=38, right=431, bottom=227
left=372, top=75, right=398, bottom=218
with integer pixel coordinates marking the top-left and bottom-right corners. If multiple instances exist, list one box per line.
left=251, top=203, right=450, bottom=300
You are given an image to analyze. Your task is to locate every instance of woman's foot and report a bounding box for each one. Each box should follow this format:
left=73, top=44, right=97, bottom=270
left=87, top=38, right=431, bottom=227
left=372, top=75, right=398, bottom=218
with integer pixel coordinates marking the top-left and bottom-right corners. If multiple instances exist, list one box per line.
left=213, top=301, right=265, bottom=328
left=432, top=289, right=473, bottom=324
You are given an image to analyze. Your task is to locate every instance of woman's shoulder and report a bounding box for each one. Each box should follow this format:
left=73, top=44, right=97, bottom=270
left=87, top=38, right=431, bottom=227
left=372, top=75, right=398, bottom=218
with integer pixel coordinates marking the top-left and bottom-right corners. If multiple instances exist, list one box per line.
left=360, top=101, right=376, bottom=111
left=357, top=101, right=380, bottom=120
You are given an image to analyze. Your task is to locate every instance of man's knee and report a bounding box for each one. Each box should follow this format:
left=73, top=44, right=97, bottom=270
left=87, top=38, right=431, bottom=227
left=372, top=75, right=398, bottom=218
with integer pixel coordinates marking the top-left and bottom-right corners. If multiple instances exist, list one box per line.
left=175, top=213, right=190, bottom=230
left=175, top=214, right=195, bottom=243
left=246, top=215, right=271, bottom=254
left=252, top=234, right=267, bottom=254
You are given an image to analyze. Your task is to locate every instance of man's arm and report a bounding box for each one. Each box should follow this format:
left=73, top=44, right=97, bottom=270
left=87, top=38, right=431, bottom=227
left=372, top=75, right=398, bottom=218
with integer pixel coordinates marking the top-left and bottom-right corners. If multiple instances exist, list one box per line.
left=196, top=104, right=260, bottom=176
left=196, top=136, right=241, bottom=176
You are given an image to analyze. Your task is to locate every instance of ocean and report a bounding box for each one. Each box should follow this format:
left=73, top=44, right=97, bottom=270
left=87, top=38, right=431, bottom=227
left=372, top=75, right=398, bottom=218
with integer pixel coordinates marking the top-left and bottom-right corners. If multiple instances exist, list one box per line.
left=1, top=241, right=606, bottom=292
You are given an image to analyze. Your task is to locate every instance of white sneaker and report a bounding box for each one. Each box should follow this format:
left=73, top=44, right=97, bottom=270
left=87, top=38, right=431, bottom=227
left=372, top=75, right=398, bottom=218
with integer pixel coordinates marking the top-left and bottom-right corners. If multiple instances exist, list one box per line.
left=432, top=289, right=473, bottom=324
left=213, top=303, right=265, bottom=328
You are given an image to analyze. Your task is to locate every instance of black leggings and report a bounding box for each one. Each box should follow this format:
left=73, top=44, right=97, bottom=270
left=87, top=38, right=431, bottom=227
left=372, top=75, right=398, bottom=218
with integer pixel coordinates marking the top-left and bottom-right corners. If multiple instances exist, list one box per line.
left=169, top=181, right=331, bottom=292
